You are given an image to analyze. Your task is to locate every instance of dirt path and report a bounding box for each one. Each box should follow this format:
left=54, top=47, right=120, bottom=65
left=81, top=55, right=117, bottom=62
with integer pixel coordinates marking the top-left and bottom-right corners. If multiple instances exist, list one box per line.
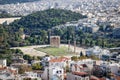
left=11, top=45, right=48, bottom=56
left=12, top=44, right=86, bottom=57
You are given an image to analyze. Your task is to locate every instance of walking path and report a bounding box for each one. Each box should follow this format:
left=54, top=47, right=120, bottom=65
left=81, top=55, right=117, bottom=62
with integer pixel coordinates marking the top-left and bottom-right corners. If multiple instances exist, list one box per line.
left=12, top=44, right=86, bottom=57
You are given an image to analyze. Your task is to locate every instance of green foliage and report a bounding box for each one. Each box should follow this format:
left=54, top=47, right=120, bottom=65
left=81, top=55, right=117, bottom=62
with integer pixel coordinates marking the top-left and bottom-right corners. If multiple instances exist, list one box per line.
left=78, top=56, right=88, bottom=60
left=88, top=55, right=100, bottom=60
left=11, top=9, right=86, bottom=30
left=71, top=55, right=99, bottom=61
left=71, top=56, right=78, bottom=61
left=0, top=24, right=25, bottom=48
left=0, top=49, right=23, bottom=66
left=32, top=63, right=43, bottom=70
left=23, top=54, right=32, bottom=61
left=10, top=9, right=90, bottom=46
left=35, top=46, right=72, bottom=56
left=66, top=65, right=70, bottom=72
left=80, top=51, right=83, bottom=56
left=0, top=13, right=14, bottom=18
left=18, top=65, right=32, bottom=74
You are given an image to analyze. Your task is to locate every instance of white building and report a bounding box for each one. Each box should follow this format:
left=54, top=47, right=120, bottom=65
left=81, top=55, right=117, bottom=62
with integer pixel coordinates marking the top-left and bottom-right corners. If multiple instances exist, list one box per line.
left=100, top=62, right=120, bottom=75
left=42, top=66, right=64, bottom=80
left=0, top=59, right=7, bottom=67
left=19, top=71, right=41, bottom=80
left=70, top=59, right=95, bottom=72
left=49, top=57, right=71, bottom=68
left=86, top=46, right=102, bottom=56
left=86, top=46, right=111, bottom=59
left=42, top=56, right=51, bottom=67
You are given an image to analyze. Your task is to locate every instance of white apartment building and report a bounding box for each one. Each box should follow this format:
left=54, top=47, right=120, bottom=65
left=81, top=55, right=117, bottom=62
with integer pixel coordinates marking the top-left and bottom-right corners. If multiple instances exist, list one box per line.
left=42, top=66, right=64, bottom=80
left=0, top=59, right=7, bottom=67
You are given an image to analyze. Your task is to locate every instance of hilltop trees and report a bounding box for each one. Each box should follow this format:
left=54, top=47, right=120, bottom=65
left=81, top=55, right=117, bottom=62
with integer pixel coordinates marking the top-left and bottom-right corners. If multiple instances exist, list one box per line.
left=11, top=9, right=86, bottom=30
left=10, top=9, right=86, bottom=45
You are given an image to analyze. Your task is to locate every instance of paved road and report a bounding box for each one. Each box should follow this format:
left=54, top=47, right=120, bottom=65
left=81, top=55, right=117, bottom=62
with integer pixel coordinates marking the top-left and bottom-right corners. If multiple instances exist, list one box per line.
left=0, top=17, right=21, bottom=24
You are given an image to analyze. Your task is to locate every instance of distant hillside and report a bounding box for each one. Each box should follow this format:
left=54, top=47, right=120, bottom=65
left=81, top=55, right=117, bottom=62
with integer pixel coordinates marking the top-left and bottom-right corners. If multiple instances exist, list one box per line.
left=0, top=12, right=22, bottom=18
left=0, top=0, right=39, bottom=5
left=11, top=9, right=87, bottom=30
left=0, top=13, right=13, bottom=18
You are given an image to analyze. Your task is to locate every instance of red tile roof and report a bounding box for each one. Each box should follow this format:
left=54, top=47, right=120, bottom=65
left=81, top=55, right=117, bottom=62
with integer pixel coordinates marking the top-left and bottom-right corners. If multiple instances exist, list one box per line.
left=73, top=64, right=88, bottom=71
left=99, top=78, right=106, bottom=80
left=90, top=76, right=106, bottom=80
left=114, top=76, right=120, bottom=80
left=64, top=73, right=67, bottom=79
left=90, top=76, right=99, bottom=80
left=49, top=57, right=70, bottom=62
left=0, top=67, right=17, bottom=75
left=0, top=67, right=7, bottom=70
left=116, top=76, right=120, bottom=80
left=72, top=71, right=88, bottom=76
left=8, top=68, right=17, bottom=75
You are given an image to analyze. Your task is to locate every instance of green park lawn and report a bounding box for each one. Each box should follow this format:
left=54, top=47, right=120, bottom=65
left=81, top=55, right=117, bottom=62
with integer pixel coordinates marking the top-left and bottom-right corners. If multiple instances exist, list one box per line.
left=34, top=46, right=73, bottom=56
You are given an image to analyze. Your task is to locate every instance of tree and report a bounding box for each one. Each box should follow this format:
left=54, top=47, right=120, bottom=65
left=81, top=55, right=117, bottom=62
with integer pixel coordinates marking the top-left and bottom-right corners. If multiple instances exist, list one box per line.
left=15, top=49, right=23, bottom=54
left=80, top=51, right=83, bottom=57
left=66, top=65, right=70, bottom=72
left=79, top=38, right=83, bottom=45
left=89, top=55, right=100, bottom=60
left=71, top=56, right=78, bottom=61
left=18, top=65, right=32, bottom=74
left=32, top=63, right=43, bottom=70
left=40, top=30, right=47, bottom=44
left=23, top=54, right=32, bottom=63
left=92, top=65, right=105, bottom=77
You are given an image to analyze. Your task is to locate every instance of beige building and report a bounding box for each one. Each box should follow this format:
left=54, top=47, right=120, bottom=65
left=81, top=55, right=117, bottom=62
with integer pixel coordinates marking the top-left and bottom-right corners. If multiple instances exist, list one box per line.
left=50, top=36, right=60, bottom=47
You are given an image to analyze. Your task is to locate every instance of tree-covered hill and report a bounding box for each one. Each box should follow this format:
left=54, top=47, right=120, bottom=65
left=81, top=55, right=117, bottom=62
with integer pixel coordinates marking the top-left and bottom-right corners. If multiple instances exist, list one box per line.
left=10, top=9, right=87, bottom=45
left=11, top=9, right=87, bottom=30
left=0, top=24, right=24, bottom=48
left=0, top=0, right=39, bottom=5
left=0, top=13, right=12, bottom=18
left=0, top=12, right=21, bottom=18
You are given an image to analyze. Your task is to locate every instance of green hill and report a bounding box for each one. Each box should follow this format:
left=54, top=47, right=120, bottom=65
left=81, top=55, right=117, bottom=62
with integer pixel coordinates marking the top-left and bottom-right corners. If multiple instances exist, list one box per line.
left=11, top=9, right=87, bottom=30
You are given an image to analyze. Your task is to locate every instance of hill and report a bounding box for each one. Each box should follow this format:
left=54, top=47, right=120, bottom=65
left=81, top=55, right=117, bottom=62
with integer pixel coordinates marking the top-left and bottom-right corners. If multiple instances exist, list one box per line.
left=11, top=9, right=87, bottom=31
left=0, top=0, right=39, bottom=5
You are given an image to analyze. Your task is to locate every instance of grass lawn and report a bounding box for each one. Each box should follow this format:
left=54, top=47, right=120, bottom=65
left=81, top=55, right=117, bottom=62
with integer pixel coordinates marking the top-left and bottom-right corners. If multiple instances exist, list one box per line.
left=34, top=46, right=73, bottom=56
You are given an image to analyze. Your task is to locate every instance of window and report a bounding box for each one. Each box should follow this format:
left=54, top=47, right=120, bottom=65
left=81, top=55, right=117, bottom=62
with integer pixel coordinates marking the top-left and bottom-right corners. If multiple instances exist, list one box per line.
left=56, top=71, right=59, bottom=73
left=56, top=70, right=62, bottom=74
left=75, top=77, right=77, bottom=80
left=59, top=70, right=62, bottom=73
